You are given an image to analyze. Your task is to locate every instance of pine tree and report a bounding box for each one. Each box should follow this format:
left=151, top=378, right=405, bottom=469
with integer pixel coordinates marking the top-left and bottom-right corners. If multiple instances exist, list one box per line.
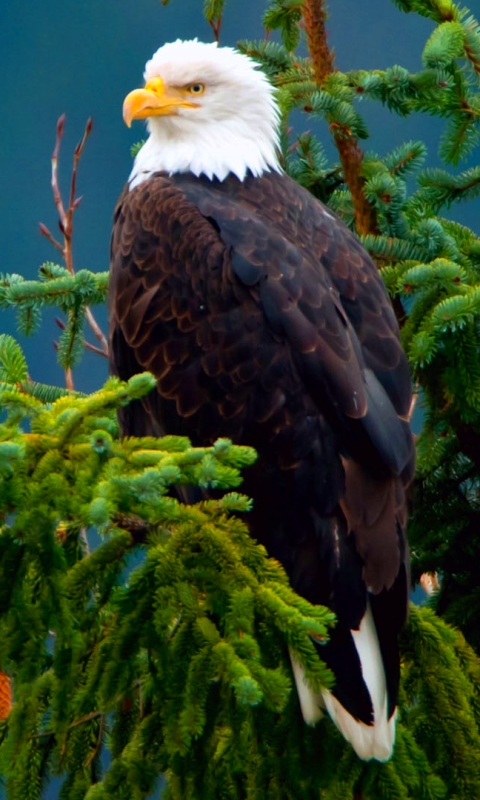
left=1, top=0, right=480, bottom=797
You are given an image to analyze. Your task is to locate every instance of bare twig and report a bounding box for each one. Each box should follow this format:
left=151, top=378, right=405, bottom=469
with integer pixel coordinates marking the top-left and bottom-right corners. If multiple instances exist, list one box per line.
left=85, top=307, right=109, bottom=353
left=209, top=16, right=222, bottom=43
left=42, top=115, right=109, bottom=386
left=408, top=390, right=419, bottom=422
left=50, top=116, right=93, bottom=277
left=69, top=119, right=92, bottom=215
left=39, top=222, right=64, bottom=254
left=55, top=318, right=108, bottom=360
left=51, top=114, right=68, bottom=244
left=65, top=368, right=74, bottom=391
left=84, top=340, right=109, bottom=359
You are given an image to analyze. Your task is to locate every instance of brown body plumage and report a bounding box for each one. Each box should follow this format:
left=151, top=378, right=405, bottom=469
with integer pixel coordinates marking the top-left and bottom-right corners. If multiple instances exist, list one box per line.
left=109, top=167, right=414, bottom=756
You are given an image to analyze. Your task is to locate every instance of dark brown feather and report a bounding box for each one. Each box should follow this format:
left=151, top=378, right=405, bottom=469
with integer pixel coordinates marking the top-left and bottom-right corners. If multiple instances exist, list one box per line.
left=109, top=170, right=414, bottom=725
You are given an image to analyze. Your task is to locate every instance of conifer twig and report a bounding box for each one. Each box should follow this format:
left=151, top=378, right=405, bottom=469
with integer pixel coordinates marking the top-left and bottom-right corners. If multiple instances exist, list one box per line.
left=84, top=712, right=104, bottom=767
left=68, top=710, right=103, bottom=730
left=35, top=711, right=104, bottom=740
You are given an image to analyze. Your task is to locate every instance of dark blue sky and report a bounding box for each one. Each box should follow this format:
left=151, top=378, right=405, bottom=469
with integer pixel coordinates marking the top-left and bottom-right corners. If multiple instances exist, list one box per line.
left=2, top=0, right=476, bottom=396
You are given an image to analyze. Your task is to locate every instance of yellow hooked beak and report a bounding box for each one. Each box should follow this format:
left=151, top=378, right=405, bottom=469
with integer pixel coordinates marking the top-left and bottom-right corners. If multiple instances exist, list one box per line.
left=123, top=77, right=200, bottom=127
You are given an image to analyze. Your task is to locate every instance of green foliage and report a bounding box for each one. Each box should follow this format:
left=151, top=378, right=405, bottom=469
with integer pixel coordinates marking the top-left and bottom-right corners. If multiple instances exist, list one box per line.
left=263, top=0, right=303, bottom=51
left=422, top=21, right=466, bottom=68
left=130, top=140, right=146, bottom=158
left=0, top=267, right=109, bottom=372
left=2, top=342, right=480, bottom=799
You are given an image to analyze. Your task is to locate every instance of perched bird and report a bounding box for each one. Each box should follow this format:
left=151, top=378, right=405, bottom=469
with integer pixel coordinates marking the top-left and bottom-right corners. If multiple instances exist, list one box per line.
left=109, top=39, right=414, bottom=762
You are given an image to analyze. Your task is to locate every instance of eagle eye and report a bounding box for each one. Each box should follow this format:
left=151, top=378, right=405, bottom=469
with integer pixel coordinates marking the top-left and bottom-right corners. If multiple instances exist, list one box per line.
left=187, top=83, right=205, bottom=95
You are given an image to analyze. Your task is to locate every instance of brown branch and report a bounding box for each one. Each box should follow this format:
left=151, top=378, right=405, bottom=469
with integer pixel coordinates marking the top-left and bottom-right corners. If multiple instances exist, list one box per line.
left=302, top=0, right=334, bottom=83
left=84, top=340, right=109, bottom=359
left=46, top=116, right=110, bottom=372
left=65, top=367, right=74, bottom=392
left=51, top=116, right=93, bottom=277
left=333, top=131, right=380, bottom=236
left=69, top=119, right=92, bottom=214
left=408, top=389, right=419, bottom=423
left=302, top=1, right=379, bottom=236
left=51, top=114, right=68, bottom=243
left=209, top=16, right=222, bottom=43
left=55, top=317, right=109, bottom=359
left=39, top=222, right=64, bottom=254
left=85, top=307, right=109, bottom=353
left=302, top=0, right=406, bottom=324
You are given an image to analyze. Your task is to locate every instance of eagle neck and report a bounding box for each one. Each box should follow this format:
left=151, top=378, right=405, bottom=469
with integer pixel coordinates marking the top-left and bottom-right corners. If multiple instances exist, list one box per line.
left=128, top=118, right=281, bottom=189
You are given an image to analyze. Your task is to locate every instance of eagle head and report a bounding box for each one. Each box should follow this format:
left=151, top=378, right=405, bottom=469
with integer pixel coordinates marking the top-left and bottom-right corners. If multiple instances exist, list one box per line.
left=123, top=39, right=281, bottom=187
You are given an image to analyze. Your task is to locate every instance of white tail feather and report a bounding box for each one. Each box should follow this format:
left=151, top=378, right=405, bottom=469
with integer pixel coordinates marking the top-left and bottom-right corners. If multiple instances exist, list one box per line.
left=289, top=600, right=395, bottom=762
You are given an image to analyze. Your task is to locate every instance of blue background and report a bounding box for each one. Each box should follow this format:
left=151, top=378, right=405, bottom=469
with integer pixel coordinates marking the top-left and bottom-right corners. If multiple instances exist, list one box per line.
left=2, top=0, right=477, bottom=396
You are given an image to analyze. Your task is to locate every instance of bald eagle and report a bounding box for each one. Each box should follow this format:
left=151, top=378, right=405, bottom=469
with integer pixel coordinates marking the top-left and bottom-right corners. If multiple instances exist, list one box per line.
left=109, top=39, right=414, bottom=762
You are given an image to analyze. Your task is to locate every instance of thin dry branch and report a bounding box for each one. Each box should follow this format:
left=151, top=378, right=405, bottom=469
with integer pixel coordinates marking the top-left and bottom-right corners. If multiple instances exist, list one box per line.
left=65, top=367, right=74, bottom=392
left=40, top=116, right=109, bottom=385
left=55, top=317, right=108, bottom=360
left=85, top=307, right=109, bottom=353
left=39, top=221, right=64, bottom=254
left=84, top=339, right=109, bottom=359
left=209, top=16, right=222, bottom=43
left=50, top=115, right=93, bottom=276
